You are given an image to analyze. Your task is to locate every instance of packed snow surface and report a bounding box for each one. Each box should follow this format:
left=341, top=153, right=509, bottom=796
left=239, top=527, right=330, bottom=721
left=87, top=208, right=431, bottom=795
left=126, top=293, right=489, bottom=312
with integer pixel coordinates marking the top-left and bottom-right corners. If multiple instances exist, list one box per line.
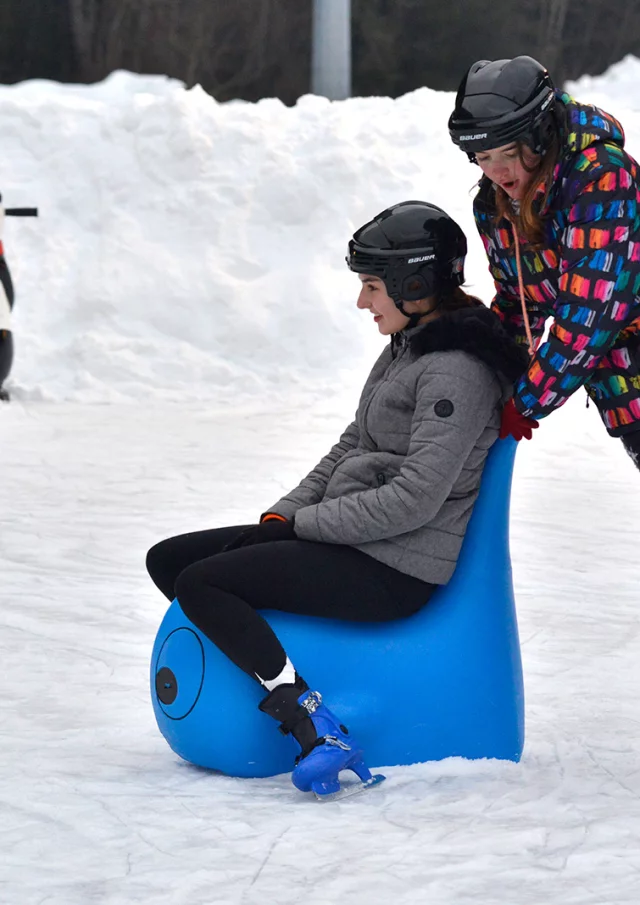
left=2, top=56, right=640, bottom=905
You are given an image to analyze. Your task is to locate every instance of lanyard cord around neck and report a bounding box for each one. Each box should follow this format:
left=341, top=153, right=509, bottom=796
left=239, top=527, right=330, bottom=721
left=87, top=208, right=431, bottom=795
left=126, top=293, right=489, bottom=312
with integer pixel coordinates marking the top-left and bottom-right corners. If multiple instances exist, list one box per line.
left=510, top=217, right=536, bottom=358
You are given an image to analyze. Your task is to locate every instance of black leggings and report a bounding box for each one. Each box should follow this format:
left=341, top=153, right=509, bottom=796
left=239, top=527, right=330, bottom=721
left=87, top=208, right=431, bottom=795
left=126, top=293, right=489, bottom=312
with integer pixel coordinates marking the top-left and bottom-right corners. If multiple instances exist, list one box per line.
left=146, top=526, right=436, bottom=685
left=622, top=431, right=640, bottom=471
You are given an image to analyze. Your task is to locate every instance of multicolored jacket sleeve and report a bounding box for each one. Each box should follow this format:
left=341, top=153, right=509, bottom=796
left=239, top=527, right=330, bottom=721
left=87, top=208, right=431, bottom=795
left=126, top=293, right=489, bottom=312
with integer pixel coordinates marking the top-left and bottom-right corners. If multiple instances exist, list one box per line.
left=515, top=150, right=640, bottom=418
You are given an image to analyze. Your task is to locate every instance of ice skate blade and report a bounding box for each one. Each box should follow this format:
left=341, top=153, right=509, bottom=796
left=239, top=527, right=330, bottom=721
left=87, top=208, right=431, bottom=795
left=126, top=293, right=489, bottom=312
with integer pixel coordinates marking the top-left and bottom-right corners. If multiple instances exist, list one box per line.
left=314, top=773, right=386, bottom=802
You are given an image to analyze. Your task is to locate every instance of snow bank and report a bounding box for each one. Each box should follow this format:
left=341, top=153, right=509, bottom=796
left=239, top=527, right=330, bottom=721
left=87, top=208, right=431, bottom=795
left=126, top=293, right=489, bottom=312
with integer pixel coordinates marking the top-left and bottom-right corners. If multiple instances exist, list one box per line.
left=2, top=57, right=640, bottom=403
left=566, top=53, right=640, bottom=113
left=0, top=72, right=474, bottom=404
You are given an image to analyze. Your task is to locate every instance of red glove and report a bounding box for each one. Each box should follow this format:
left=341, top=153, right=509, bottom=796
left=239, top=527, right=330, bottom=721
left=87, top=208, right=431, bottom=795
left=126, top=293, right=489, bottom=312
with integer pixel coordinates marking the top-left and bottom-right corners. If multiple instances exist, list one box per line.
left=499, top=399, right=539, bottom=441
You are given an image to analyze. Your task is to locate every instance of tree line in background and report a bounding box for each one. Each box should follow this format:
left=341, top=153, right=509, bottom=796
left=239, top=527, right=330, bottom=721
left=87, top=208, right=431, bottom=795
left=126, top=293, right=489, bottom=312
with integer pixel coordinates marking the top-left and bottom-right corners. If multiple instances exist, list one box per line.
left=1, top=1, right=638, bottom=103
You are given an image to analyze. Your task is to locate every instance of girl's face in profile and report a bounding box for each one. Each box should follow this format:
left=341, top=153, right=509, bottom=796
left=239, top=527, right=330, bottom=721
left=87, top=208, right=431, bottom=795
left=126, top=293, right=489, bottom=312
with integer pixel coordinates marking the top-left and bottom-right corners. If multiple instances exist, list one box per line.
left=356, top=275, right=410, bottom=335
left=475, top=142, right=540, bottom=200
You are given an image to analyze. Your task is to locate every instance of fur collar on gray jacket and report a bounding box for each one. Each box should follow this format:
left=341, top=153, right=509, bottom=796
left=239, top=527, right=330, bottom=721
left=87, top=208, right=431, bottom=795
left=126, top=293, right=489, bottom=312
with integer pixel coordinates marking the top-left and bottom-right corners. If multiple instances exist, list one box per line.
left=406, top=305, right=530, bottom=384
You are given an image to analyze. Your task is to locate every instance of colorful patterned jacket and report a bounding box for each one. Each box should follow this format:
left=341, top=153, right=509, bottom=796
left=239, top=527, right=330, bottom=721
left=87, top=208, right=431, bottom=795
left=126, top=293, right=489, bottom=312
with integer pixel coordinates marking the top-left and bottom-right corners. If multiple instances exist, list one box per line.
left=474, top=92, right=640, bottom=437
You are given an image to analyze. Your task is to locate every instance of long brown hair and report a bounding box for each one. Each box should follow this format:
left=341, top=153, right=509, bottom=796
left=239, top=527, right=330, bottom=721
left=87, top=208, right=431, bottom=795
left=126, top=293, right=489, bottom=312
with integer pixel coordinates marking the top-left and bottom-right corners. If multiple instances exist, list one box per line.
left=493, top=131, right=561, bottom=246
left=445, top=286, right=485, bottom=311
left=404, top=279, right=485, bottom=313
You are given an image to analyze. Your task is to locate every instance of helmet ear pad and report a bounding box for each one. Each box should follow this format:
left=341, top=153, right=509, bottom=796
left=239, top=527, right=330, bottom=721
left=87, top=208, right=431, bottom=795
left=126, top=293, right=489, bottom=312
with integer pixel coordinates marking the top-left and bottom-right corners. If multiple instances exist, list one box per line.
left=399, top=272, right=435, bottom=302
left=385, top=265, right=440, bottom=306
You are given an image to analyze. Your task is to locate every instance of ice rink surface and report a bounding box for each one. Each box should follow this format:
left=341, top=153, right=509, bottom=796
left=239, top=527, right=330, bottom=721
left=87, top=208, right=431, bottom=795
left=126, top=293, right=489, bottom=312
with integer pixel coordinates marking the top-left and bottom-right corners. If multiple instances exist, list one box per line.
left=3, top=396, right=640, bottom=905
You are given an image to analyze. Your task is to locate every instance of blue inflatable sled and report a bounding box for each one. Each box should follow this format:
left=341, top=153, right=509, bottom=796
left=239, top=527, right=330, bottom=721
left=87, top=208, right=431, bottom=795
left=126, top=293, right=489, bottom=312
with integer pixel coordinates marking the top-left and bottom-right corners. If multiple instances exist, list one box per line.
left=151, top=437, right=524, bottom=776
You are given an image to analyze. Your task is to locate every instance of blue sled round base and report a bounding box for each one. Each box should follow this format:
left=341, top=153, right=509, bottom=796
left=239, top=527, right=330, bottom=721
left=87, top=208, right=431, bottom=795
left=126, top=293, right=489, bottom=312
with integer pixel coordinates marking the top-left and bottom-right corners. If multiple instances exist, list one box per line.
left=151, top=437, right=524, bottom=777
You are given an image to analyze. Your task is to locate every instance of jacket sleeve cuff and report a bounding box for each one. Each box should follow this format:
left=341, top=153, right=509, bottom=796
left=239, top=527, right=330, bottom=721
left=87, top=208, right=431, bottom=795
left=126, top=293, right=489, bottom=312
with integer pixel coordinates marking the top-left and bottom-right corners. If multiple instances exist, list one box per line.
left=289, top=505, right=323, bottom=542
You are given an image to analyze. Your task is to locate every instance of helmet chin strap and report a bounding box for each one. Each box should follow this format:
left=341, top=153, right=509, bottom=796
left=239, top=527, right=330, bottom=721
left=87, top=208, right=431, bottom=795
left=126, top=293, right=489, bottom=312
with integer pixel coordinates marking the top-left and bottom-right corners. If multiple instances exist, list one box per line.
left=396, top=302, right=423, bottom=329
left=395, top=293, right=445, bottom=329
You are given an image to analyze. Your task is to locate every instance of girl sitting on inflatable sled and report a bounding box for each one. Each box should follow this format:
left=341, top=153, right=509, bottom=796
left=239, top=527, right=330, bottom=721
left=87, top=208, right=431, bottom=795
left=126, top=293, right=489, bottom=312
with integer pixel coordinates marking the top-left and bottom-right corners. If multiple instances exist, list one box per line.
left=146, top=200, right=528, bottom=798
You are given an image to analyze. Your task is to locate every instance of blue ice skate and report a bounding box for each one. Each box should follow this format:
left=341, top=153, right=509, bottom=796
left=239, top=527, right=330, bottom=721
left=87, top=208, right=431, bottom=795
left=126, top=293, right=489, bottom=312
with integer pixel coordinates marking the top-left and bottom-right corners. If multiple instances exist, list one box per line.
left=259, top=682, right=385, bottom=800
left=291, top=691, right=385, bottom=798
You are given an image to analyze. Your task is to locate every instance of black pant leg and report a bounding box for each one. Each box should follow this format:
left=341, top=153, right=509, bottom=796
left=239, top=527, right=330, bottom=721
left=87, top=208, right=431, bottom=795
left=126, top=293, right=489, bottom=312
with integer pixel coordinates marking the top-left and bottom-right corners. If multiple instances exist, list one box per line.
left=621, top=431, right=640, bottom=472
left=173, top=539, right=435, bottom=684
left=146, top=525, right=251, bottom=600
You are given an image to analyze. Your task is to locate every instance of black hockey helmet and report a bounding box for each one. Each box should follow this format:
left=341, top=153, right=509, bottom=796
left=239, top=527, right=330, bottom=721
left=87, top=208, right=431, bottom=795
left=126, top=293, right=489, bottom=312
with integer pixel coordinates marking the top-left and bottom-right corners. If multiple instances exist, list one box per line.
left=346, top=201, right=466, bottom=312
left=448, top=56, right=556, bottom=162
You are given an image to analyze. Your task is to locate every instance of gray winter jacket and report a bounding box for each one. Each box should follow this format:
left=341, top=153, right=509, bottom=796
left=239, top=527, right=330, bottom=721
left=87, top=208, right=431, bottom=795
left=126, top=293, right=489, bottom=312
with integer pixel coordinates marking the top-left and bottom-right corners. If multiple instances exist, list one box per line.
left=266, top=306, right=527, bottom=585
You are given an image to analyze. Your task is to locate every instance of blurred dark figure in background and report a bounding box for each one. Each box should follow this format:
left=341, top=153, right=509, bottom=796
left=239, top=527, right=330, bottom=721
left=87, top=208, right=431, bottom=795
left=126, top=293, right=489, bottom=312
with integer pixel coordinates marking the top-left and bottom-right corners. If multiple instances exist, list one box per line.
left=0, top=197, right=15, bottom=403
